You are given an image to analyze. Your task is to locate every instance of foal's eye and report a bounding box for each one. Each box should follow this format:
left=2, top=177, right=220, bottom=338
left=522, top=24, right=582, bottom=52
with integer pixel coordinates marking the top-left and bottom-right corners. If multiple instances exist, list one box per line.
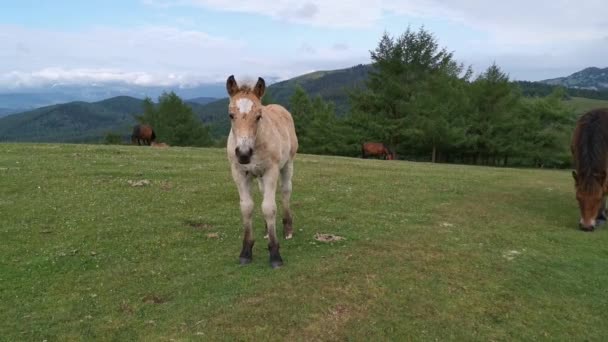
left=256, top=115, right=262, bottom=122
left=229, top=114, right=234, bottom=120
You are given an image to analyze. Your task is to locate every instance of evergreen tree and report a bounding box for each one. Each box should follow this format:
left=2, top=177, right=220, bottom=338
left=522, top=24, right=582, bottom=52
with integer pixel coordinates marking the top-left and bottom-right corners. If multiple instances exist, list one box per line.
left=137, top=92, right=213, bottom=147
left=350, top=27, right=469, bottom=161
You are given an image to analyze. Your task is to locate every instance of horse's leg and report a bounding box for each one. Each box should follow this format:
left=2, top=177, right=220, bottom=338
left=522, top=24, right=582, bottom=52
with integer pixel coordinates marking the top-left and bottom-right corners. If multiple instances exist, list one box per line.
left=232, top=166, right=255, bottom=265
left=280, top=160, right=294, bottom=240
left=597, top=196, right=607, bottom=222
left=257, top=178, right=269, bottom=239
left=261, top=167, right=282, bottom=268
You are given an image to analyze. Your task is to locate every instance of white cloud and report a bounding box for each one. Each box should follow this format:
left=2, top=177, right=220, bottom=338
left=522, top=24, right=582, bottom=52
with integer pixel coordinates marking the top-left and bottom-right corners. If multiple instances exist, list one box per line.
left=144, top=0, right=608, bottom=44
left=0, top=24, right=368, bottom=90
left=0, top=25, right=249, bottom=89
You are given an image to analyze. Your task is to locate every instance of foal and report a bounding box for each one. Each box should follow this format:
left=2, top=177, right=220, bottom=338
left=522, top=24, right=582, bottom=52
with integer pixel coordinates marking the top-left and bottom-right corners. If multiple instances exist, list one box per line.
left=226, top=76, right=298, bottom=268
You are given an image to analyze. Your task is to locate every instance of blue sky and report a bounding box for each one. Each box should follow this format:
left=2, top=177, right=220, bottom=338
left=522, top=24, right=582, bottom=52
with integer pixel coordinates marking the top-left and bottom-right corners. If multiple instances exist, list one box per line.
left=1, top=0, right=606, bottom=90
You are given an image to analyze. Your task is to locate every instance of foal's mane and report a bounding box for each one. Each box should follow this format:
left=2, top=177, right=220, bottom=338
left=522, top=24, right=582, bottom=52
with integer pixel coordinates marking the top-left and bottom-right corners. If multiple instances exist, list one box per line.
left=575, top=109, right=608, bottom=193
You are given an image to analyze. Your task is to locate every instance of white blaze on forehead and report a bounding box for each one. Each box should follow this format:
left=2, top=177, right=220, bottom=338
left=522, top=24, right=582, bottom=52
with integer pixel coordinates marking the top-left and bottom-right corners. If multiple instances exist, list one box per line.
left=236, top=98, right=254, bottom=114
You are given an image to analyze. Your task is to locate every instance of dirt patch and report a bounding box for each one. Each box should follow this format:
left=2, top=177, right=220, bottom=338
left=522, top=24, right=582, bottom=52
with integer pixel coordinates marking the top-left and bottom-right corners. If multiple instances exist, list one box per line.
left=314, top=233, right=345, bottom=243
left=502, top=250, right=524, bottom=261
left=329, top=304, right=350, bottom=318
left=127, top=179, right=151, bottom=187
left=185, top=220, right=214, bottom=230
left=160, top=181, right=173, bottom=191
left=142, top=294, right=166, bottom=304
left=206, top=233, right=220, bottom=239
left=119, top=302, right=134, bottom=315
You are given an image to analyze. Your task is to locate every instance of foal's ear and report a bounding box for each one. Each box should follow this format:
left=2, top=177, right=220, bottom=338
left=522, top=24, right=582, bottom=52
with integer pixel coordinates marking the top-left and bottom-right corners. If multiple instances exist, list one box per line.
left=226, top=75, right=239, bottom=97
left=253, top=77, right=266, bottom=99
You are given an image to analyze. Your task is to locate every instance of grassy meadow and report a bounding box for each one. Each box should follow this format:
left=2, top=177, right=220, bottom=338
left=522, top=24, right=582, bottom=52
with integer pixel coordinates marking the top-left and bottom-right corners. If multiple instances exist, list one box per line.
left=1, top=143, right=608, bottom=341
left=567, top=96, right=608, bottom=114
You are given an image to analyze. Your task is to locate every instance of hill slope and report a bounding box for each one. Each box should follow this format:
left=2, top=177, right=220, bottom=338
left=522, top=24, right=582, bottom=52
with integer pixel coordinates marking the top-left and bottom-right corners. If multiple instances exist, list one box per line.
left=1, top=143, right=607, bottom=340
left=541, top=67, right=608, bottom=90
left=0, top=96, right=144, bottom=142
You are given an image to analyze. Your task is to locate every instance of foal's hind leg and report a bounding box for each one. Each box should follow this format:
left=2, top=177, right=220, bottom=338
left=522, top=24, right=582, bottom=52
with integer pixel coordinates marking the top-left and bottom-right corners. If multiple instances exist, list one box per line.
left=280, top=161, right=294, bottom=240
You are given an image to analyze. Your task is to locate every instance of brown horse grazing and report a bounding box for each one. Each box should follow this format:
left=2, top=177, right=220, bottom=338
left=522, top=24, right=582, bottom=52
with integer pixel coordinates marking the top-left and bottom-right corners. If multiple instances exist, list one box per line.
left=362, top=142, right=395, bottom=160
left=225, top=75, right=298, bottom=268
left=571, top=108, right=608, bottom=231
left=131, top=124, right=156, bottom=145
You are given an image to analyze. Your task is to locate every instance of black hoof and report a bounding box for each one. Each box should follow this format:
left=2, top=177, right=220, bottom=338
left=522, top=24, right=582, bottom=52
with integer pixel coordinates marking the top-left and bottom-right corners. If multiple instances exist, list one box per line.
left=239, top=257, right=252, bottom=265
left=270, top=260, right=283, bottom=269
left=580, top=226, right=595, bottom=232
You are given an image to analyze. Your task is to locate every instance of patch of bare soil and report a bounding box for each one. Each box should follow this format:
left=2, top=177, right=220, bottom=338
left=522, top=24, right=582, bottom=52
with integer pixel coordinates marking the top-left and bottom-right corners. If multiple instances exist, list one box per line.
left=142, top=294, right=166, bottom=304
left=185, top=220, right=214, bottom=230
left=127, top=179, right=151, bottom=187
left=314, top=233, right=345, bottom=243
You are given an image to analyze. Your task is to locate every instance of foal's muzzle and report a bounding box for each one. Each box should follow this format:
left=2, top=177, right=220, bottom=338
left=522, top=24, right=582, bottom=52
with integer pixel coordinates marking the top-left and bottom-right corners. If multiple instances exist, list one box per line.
left=235, top=147, right=253, bottom=164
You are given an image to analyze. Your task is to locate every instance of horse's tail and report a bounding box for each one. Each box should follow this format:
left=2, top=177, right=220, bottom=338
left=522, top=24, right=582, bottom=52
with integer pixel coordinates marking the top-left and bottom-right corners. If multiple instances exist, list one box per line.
left=151, top=129, right=156, bottom=142
left=361, top=143, right=366, bottom=158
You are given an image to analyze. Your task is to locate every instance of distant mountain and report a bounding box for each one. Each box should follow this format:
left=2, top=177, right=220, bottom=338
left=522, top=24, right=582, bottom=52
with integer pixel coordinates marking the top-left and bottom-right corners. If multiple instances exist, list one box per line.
left=0, top=83, right=226, bottom=112
left=0, top=96, right=144, bottom=143
left=268, top=64, right=370, bottom=112
left=516, top=80, right=608, bottom=100
left=187, top=97, right=218, bottom=105
left=0, top=108, right=18, bottom=118
left=541, top=67, right=608, bottom=90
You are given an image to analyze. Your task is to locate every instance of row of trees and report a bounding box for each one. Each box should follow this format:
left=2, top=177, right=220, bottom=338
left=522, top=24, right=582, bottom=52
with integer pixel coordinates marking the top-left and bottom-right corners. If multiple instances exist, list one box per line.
left=289, top=27, right=575, bottom=167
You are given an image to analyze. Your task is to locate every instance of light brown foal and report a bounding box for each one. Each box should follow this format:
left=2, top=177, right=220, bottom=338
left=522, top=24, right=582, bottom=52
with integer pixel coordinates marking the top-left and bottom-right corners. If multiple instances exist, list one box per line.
left=226, top=75, right=298, bottom=268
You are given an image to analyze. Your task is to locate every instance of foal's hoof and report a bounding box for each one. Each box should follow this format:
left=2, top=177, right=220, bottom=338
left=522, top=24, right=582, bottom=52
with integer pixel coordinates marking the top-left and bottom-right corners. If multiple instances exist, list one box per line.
left=580, top=225, right=595, bottom=232
left=270, top=260, right=283, bottom=269
left=239, top=257, right=252, bottom=265
left=284, top=233, right=293, bottom=240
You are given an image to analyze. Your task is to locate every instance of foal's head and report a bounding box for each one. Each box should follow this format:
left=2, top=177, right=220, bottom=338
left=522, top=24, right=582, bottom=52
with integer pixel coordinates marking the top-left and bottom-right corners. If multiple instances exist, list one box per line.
left=226, top=75, right=266, bottom=165
left=572, top=170, right=606, bottom=231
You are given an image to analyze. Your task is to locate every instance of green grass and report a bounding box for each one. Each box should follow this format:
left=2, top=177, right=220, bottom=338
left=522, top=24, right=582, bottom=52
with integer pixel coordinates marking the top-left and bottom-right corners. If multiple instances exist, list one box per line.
left=566, top=96, right=608, bottom=114
left=1, top=143, right=608, bottom=341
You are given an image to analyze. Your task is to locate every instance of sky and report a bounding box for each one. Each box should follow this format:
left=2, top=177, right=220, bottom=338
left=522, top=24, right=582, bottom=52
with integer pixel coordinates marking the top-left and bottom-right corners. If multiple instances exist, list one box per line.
left=1, top=0, right=607, bottom=91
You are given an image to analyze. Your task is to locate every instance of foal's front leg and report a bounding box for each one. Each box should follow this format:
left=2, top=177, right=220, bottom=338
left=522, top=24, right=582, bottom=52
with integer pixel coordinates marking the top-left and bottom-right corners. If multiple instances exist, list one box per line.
left=257, top=178, right=269, bottom=239
left=261, top=167, right=283, bottom=268
left=232, top=167, right=255, bottom=265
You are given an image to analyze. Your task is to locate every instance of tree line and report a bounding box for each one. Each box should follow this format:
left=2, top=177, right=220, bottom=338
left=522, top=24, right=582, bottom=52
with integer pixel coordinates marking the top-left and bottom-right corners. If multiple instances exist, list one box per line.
left=122, top=27, right=579, bottom=168
left=289, top=27, right=576, bottom=167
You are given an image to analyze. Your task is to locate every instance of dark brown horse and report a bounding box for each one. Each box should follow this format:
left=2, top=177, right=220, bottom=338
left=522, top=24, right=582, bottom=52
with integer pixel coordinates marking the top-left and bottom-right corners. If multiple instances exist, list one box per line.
left=131, top=124, right=156, bottom=146
left=362, top=142, right=395, bottom=160
left=571, top=108, right=608, bottom=231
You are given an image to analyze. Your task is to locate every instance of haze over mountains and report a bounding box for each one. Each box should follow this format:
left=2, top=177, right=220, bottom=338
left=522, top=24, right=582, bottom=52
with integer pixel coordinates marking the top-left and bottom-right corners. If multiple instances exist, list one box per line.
left=0, top=64, right=607, bottom=143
